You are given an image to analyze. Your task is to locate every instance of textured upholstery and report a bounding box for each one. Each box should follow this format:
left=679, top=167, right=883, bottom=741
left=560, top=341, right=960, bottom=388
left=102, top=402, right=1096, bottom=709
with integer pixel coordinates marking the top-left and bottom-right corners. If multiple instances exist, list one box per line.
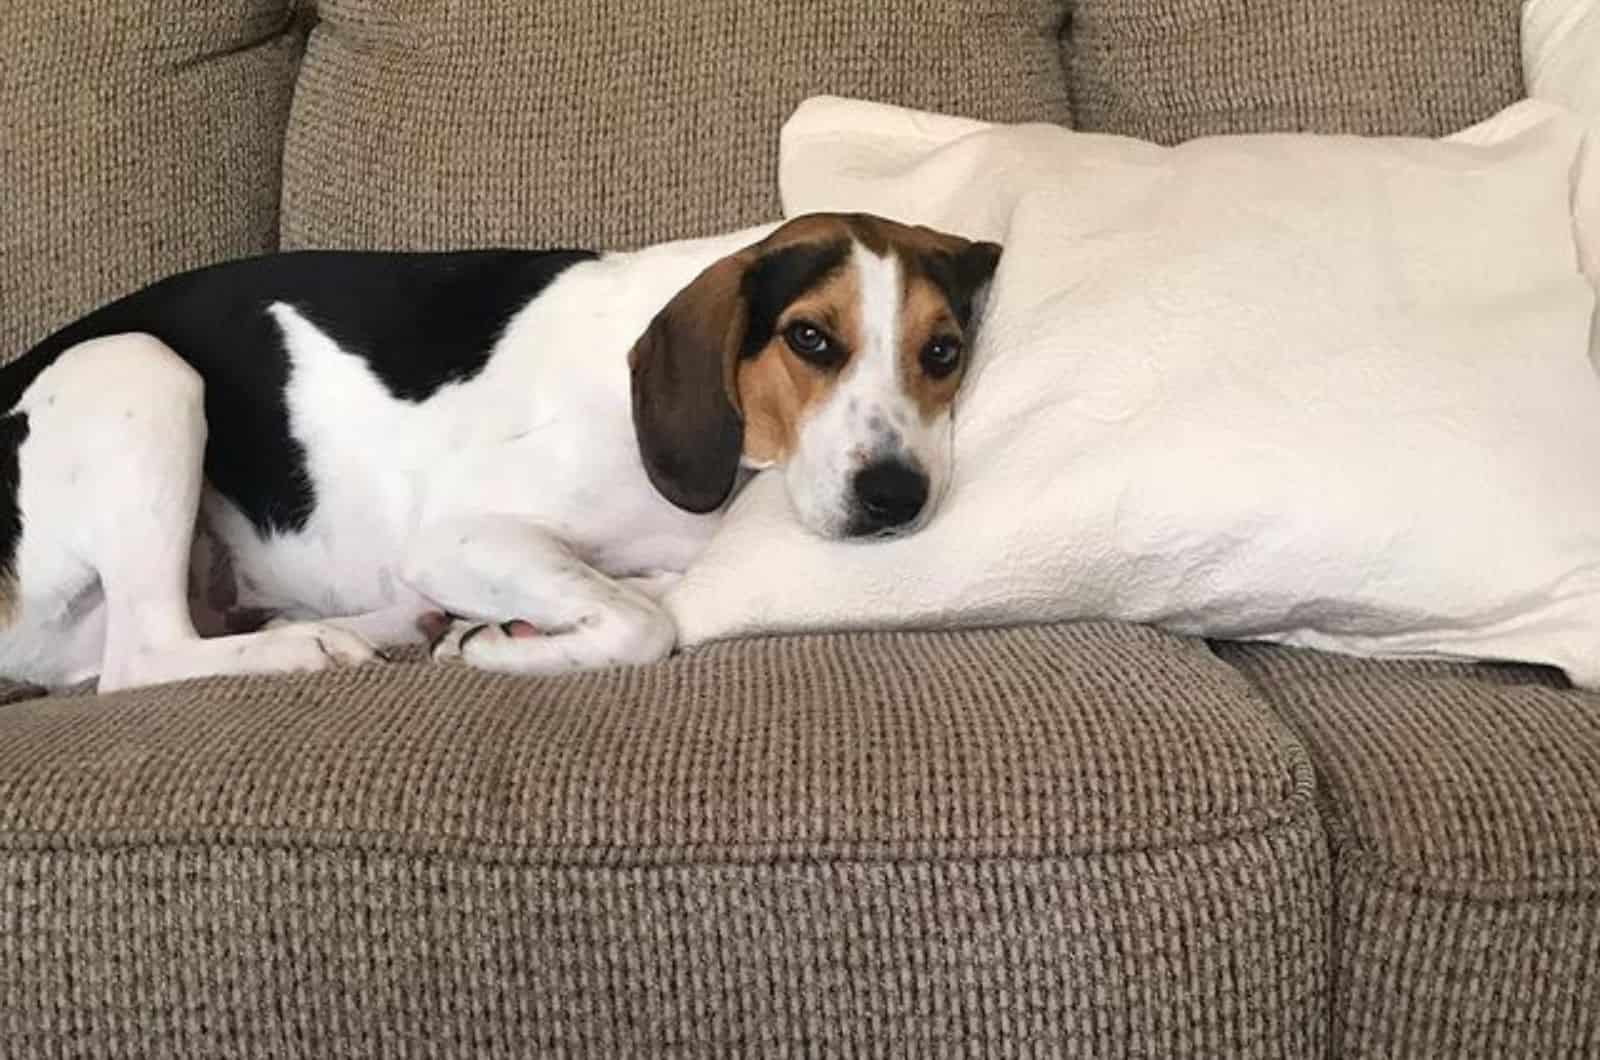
left=1216, top=643, right=1600, bottom=1059
left=0, top=0, right=307, bottom=358
left=1065, top=0, right=1526, bottom=144
left=1, top=624, right=1330, bottom=1056
left=280, top=0, right=1072, bottom=253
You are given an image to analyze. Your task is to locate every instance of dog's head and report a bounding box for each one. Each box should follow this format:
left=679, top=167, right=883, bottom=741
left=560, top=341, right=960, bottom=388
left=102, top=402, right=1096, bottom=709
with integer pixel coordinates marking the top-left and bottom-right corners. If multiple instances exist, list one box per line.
left=630, top=213, right=1002, bottom=539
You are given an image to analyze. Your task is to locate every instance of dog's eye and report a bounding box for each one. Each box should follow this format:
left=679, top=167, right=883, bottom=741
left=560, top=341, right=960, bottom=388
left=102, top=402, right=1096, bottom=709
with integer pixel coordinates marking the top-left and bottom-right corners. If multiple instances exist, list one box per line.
left=784, top=321, right=839, bottom=365
left=921, top=336, right=963, bottom=378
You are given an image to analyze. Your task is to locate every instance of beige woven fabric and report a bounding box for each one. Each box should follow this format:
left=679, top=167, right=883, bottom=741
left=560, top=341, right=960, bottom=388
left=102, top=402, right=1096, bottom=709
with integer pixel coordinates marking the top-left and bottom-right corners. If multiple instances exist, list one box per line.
left=1065, top=0, right=1525, bottom=143
left=2, top=623, right=1330, bottom=1055
left=1218, top=642, right=1600, bottom=1058
left=280, top=0, right=1072, bottom=253
left=0, top=0, right=307, bottom=359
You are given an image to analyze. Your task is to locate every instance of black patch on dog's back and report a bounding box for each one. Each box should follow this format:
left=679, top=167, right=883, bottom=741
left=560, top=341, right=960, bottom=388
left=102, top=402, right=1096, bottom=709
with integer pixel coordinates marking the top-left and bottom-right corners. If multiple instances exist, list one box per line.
left=3, top=249, right=596, bottom=536
left=0, top=413, right=28, bottom=592
left=279, top=251, right=598, bottom=402
left=740, top=240, right=852, bottom=359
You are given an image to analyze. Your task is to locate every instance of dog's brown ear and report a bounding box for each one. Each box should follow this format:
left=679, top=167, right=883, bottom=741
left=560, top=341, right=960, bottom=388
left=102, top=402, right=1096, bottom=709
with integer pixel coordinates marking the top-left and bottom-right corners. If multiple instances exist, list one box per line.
left=630, top=251, right=752, bottom=513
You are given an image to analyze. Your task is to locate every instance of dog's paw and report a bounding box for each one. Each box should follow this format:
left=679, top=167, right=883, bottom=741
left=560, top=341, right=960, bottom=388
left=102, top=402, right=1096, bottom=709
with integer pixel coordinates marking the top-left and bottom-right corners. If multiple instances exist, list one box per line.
left=415, top=607, right=673, bottom=677
left=421, top=613, right=540, bottom=665
left=266, top=622, right=384, bottom=671
left=99, top=621, right=386, bottom=692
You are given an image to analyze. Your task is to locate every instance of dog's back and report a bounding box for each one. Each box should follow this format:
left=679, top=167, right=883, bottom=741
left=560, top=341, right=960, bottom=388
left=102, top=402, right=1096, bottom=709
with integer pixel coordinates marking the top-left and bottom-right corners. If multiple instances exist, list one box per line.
left=5, top=249, right=599, bottom=534
left=0, top=248, right=603, bottom=688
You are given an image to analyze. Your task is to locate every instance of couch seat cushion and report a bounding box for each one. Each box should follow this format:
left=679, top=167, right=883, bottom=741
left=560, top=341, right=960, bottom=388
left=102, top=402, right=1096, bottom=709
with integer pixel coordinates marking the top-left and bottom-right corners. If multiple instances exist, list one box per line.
left=1, top=623, right=1327, bottom=1056
left=1216, top=642, right=1600, bottom=1059
left=1, top=0, right=306, bottom=356
left=280, top=0, right=1072, bottom=253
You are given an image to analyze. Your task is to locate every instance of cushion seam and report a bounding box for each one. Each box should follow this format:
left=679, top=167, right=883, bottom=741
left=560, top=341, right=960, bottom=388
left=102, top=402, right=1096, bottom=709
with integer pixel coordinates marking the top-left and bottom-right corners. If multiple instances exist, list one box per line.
left=0, top=790, right=1321, bottom=871
left=1330, top=841, right=1600, bottom=902
left=1215, top=651, right=1600, bottom=900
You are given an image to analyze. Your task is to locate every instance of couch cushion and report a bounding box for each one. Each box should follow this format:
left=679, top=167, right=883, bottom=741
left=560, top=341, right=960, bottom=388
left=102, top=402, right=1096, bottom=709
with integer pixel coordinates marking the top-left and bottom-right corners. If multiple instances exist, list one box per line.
left=1215, top=642, right=1600, bottom=1059
left=2, top=623, right=1327, bottom=1056
left=1064, top=0, right=1525, bottom=144
left=280, top=0, right=1072, bottom=254
left=0, top=0, right=307, bottom=358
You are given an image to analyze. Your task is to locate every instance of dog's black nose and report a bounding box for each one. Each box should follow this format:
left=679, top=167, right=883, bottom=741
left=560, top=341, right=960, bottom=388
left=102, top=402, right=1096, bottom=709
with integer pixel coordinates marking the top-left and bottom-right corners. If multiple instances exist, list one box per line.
left=850, top=459, right=930, bottom=535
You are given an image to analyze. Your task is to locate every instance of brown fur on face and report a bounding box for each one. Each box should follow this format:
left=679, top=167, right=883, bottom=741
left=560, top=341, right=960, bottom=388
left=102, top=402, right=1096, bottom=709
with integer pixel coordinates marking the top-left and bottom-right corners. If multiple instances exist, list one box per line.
left=733, top=214, right=1000, bottom=461
left=629, top=212, right=1001, bottom=513
left=894, top=279, right=967, bottom=422
left=736, top=262, right=862, bottom=466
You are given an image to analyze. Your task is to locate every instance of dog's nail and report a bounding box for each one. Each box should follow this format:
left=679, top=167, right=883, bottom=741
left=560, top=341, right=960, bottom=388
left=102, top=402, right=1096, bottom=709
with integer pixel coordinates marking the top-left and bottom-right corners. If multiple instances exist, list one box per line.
left=502, top=620, right=540, bottom=639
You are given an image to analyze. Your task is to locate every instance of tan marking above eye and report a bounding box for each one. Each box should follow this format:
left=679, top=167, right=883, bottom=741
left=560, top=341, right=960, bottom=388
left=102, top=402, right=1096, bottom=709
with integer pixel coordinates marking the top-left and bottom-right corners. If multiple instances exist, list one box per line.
left=773, top=264, right=863, bottom=368
left=798, top=308, right=846, bottom=347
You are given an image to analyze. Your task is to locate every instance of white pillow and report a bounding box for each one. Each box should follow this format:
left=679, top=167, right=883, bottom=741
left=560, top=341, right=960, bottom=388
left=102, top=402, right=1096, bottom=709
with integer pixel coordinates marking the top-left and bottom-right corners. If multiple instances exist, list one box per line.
left=1524, top=0, right=1600, bottom=116
left=1523, top=0, right=1600, bottom=312
left=664, top=97, right=1600, bottom=687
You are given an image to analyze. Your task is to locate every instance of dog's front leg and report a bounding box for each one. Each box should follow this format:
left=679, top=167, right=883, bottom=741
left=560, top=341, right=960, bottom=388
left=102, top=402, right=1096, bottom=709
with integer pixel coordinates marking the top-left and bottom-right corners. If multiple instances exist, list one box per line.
left=399, top=516, right=678, bottom=676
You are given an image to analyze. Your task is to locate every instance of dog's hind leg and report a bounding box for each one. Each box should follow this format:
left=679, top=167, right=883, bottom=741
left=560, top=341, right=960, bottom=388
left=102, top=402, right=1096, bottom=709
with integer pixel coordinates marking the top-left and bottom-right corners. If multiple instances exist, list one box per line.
left=11, top=333, right=379, bottom=693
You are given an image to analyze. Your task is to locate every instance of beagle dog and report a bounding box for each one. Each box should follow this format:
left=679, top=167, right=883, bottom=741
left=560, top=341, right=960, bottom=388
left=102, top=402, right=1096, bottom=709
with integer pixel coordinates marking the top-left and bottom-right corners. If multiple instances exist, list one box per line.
left=0, top=213, right=1001, bottom=692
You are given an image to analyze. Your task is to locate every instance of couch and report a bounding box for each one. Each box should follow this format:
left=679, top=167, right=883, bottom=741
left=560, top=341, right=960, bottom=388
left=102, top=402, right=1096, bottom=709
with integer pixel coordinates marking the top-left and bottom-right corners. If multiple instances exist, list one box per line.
left=2, top=1, right=1595, bottom=1056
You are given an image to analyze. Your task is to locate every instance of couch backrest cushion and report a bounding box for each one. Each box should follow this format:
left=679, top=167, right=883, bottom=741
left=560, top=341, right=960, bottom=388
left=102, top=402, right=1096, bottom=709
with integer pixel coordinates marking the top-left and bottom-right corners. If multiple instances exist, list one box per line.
left=1066, top=0, right=1526, bottom=144
left=279, top=0, right=1072, bottom=253
left=0, top=0, right=307, bottom=358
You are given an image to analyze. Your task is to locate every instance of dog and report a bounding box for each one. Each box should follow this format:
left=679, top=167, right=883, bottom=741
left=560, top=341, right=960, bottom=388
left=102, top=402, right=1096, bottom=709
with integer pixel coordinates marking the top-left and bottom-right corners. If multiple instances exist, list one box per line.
left=0, top=213, right=1001, bottom=692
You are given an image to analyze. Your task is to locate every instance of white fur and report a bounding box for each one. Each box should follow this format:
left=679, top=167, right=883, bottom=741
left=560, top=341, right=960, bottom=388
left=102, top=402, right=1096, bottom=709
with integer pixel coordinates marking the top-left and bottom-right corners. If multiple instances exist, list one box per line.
left=0, top=335, right=377, bottom=691
left=0, top=220, right=950, bottom=691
